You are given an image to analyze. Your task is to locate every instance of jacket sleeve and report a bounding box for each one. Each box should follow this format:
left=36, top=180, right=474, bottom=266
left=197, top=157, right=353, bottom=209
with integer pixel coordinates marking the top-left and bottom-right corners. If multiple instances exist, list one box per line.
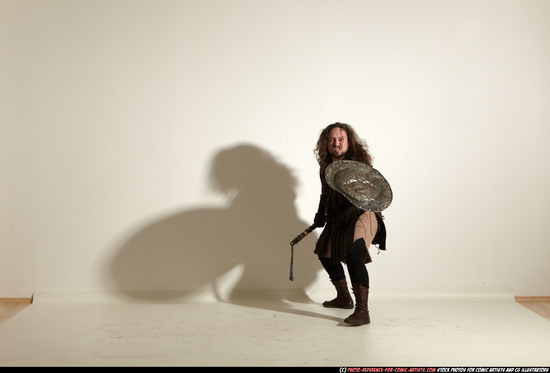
left=313, top=195, right=326, bottom=228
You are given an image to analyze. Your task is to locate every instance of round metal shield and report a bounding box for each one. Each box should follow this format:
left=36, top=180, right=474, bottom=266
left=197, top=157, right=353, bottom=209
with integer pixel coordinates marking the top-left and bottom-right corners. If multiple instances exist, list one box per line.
left=325, top=160, right=393, bottom=212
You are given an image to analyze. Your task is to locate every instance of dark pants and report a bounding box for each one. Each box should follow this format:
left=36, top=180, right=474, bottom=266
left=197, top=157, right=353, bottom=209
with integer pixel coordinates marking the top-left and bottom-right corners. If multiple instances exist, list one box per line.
left=319, top=238, right=369, bottom=288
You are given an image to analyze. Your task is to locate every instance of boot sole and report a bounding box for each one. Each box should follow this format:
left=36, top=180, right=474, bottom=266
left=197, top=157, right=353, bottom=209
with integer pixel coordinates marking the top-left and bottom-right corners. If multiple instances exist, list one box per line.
left=344, top=319, right=371, bottom=326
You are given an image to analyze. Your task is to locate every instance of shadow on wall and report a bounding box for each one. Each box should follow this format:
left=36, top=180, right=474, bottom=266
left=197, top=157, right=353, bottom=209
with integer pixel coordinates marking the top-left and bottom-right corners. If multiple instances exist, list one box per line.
left=108, top=144, right=322, bottom=304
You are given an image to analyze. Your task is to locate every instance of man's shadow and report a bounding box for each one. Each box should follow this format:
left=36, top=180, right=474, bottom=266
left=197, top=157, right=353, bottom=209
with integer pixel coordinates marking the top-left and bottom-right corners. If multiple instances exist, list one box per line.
left=108, top=143, right=341, bottom=322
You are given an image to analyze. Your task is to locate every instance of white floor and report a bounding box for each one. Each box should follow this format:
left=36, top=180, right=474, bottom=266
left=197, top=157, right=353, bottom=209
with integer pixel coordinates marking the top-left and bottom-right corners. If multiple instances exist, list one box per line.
left=1, top=289, right=550, bottom=367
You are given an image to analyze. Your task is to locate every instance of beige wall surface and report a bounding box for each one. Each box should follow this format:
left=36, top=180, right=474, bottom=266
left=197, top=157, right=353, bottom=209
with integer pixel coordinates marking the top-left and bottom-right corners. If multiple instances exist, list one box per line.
left=2, top=0, right=549, bottom=297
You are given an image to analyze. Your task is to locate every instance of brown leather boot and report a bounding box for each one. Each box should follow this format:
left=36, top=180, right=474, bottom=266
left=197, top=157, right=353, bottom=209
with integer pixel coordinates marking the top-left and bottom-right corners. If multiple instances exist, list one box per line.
left=344, top=284, right=370, bottom=326
left=322, top=278, right=354, bottom=309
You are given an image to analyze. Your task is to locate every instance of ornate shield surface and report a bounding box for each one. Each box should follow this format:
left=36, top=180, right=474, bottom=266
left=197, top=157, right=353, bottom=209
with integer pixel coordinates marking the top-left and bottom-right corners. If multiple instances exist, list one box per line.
left=325, top=160, right=393, bottom=212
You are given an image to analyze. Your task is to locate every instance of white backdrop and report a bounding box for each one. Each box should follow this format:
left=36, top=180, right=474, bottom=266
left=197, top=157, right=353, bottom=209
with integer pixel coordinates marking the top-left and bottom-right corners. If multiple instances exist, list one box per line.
left=2, top=0, right=550, bottom=298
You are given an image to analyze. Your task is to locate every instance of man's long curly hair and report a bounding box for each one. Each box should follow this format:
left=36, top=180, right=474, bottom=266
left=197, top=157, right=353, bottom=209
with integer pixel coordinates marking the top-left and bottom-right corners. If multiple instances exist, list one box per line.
left=314, top=122, right=373, bottom=177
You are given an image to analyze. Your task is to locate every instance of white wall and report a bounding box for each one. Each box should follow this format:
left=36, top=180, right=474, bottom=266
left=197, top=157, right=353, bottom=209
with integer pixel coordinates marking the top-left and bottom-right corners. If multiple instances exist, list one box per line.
left=2, top=0, right=550, bottom=298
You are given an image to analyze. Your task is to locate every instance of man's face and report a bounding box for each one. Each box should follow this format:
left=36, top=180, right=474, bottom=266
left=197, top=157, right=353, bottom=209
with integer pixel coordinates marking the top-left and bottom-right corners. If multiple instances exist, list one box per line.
left=328, top=127, right=348, bottom=161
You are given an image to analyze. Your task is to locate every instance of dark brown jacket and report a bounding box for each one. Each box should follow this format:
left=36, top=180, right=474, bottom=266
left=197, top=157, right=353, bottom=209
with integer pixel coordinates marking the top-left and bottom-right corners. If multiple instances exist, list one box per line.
left=313, top=177, right=387, bottom=265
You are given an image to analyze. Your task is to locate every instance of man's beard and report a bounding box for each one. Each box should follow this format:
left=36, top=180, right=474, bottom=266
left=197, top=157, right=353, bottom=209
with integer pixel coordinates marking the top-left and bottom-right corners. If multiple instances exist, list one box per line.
left=330, top=148, right=347, bottom=160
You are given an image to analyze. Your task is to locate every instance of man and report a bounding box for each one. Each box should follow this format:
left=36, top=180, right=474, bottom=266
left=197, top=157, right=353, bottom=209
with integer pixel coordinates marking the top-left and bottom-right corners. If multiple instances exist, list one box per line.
left=313, top=122, right=386, bottom=326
